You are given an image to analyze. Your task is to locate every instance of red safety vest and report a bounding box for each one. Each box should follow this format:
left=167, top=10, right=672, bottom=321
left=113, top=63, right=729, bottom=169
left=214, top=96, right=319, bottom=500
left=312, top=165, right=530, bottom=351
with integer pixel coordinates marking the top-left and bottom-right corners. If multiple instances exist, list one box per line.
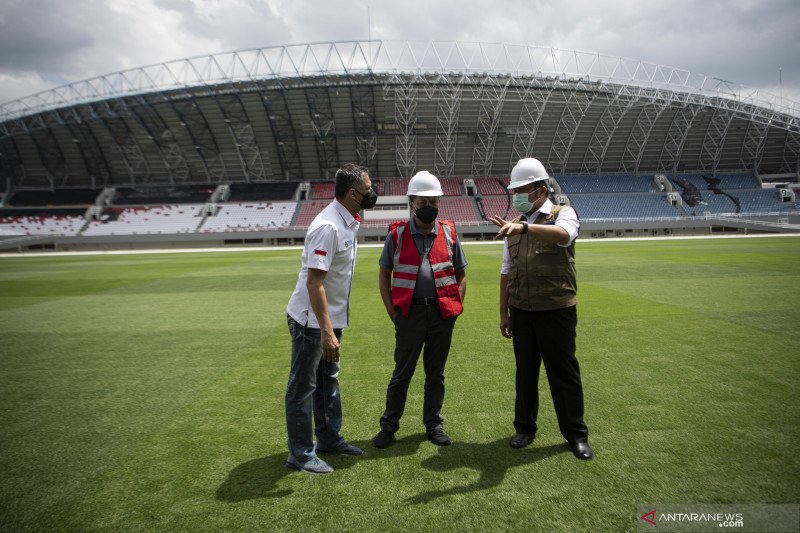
left=389, top=219, right=463, bottom=319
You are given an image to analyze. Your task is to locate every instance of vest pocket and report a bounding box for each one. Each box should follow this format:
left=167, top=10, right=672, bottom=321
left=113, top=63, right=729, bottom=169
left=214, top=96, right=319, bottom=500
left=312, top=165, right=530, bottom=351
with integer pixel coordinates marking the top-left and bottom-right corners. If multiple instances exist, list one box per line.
left=538, top=276, right=569, bottom=296
left=534, top=240, right=559, bottom=254
left=535, top=265, right=571, bottom=295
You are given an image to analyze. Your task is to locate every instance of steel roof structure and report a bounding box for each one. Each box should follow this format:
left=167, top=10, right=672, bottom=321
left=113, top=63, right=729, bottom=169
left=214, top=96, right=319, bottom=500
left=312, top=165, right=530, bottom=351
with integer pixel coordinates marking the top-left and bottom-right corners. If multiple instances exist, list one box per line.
left=1, top=40, right=798, bottom=188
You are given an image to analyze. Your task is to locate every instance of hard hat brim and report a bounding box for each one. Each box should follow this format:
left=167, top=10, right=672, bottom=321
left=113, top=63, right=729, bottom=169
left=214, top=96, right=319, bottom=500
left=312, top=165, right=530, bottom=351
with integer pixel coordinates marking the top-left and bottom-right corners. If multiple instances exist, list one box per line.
left=508, top=176, right=551, bottom=189
left=410, top=189, right=443, bottom=197
left=507, top=178, right=538, bottom=190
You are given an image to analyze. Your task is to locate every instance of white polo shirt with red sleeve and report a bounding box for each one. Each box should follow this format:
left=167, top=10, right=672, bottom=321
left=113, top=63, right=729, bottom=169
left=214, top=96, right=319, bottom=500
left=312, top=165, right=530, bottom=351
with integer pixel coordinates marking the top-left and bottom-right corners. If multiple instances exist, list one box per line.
left=286, top=199, right=360, bottom=329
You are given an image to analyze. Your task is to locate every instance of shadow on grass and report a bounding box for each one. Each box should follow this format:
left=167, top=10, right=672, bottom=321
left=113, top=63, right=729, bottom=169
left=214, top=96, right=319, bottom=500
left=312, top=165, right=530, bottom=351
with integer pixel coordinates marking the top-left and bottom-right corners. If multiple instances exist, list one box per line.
left=405, top=439, right=569, bottom=504
left=215, top=433, right=428, bottom=502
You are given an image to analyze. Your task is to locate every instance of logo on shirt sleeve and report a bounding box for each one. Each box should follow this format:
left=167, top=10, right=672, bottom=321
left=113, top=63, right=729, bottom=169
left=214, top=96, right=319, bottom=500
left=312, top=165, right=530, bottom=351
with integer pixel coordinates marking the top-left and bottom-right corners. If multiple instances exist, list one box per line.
left=314, top=249, right=328, bottom=256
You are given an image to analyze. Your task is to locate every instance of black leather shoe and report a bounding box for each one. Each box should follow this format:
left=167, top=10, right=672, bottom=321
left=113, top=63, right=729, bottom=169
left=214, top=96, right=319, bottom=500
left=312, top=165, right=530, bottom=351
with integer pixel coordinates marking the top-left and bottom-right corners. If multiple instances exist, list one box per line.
left=509, top=433, right=535, bottom=449
left=426, top=427, right=452, bottom=446
left=372, top=430, right=395, bottom=449
left=569, top=441, right=594, bottom=460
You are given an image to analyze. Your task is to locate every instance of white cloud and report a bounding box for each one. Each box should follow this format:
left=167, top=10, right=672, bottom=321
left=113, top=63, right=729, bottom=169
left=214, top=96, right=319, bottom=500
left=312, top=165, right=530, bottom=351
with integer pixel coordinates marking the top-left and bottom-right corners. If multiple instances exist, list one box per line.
left=83, top=0, right=222, bottom=71
left=0, top=71, right=57, bottom=101
left=0, top=0, right=798, bottom=106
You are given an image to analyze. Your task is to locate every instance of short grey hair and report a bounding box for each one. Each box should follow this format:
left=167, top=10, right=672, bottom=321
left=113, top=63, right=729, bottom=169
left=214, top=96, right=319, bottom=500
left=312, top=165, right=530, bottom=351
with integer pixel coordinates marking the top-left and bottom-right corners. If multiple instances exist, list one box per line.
left=334, top=163, right=369, bottom=199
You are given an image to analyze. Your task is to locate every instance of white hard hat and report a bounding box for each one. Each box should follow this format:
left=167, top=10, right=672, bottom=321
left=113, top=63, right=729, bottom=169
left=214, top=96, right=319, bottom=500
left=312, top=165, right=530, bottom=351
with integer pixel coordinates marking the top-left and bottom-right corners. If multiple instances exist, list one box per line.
left=508, top=158, right=551, bottom=191
left=407, top=171, right=443, bottom=196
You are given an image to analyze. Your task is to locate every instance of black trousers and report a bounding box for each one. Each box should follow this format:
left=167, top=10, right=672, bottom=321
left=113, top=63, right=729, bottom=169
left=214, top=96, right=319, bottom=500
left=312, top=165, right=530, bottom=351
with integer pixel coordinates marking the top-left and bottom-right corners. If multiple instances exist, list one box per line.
left=510, top=304, right=588, bottom=443
left=380, top=303, right=457, bottom=433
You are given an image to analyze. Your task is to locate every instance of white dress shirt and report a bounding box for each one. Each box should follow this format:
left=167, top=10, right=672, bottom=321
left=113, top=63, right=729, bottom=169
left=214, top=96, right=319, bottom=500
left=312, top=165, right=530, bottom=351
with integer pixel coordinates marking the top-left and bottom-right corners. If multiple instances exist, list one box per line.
left=500, top=199, right=579, bottom=275
left=287, top=199, right=360, bottom=329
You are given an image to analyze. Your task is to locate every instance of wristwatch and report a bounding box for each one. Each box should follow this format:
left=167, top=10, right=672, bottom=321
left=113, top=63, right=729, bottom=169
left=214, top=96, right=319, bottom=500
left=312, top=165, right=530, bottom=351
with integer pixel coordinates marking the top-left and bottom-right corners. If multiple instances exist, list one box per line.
left=520, top=221, right=529, bottom=234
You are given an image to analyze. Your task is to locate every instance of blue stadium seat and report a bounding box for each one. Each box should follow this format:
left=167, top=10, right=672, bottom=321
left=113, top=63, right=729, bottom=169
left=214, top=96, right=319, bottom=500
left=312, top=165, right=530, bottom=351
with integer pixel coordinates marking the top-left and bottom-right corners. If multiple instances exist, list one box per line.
left=568, top=193, right=680, bottom=220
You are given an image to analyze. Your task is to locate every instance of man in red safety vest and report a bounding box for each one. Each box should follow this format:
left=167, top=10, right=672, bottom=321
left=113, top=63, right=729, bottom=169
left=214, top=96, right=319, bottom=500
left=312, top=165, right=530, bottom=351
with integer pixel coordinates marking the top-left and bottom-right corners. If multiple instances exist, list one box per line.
left=373, top=171, right=468, bottom=448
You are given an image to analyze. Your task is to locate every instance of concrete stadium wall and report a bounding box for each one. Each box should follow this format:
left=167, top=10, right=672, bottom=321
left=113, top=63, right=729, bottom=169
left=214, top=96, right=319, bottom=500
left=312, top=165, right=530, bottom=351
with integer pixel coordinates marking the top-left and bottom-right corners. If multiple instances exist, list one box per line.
left=10, top=213, right=796, bottom=253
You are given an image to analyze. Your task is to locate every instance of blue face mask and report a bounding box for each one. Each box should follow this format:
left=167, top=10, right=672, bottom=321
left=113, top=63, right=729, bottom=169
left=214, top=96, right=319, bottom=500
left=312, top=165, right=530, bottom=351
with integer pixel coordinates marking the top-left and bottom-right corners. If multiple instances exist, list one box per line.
left=512, top=193, right=534, bottom=214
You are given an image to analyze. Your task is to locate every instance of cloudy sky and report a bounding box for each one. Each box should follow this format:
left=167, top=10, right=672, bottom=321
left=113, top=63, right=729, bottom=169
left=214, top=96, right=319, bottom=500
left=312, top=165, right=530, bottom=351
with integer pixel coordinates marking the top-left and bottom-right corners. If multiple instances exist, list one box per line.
left=0, top=0, right=798, bottom=105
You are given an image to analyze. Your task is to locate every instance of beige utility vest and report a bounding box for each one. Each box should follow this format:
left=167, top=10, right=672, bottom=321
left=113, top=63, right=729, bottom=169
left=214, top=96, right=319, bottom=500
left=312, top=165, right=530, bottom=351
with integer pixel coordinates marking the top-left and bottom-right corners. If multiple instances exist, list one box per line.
left=506, top=206, right=577, bottom=311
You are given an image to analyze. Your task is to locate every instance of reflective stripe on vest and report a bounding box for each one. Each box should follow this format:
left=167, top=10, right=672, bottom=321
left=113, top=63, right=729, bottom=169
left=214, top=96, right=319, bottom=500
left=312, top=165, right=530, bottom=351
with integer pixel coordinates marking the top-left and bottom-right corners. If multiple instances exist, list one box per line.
left=389, top=220, right=463, bottom=319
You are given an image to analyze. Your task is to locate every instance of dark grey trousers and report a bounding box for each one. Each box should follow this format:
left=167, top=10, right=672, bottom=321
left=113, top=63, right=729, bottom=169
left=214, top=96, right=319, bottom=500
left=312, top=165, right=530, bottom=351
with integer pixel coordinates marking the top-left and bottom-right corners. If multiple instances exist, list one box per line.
left=379, top=303, right=457, bottom=433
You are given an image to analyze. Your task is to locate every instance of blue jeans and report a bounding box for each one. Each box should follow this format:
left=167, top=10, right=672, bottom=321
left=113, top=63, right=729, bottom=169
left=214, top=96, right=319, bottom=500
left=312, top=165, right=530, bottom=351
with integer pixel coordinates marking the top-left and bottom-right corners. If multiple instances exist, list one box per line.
left=285, top=316, right=345, bottom=463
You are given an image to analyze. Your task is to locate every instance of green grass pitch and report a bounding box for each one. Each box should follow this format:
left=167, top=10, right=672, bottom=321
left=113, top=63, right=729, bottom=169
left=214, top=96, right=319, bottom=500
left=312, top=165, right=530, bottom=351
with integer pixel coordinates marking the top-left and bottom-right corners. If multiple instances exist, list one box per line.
left=1, top=236, right=798, bottom=532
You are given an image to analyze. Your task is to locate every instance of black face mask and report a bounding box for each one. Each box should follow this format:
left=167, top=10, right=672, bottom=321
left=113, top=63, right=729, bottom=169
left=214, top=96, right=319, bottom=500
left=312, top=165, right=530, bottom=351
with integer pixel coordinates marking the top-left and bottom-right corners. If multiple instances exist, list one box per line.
left=354, top=188, right=378, bottom=210
left=414, top=205, right=438, bottom=224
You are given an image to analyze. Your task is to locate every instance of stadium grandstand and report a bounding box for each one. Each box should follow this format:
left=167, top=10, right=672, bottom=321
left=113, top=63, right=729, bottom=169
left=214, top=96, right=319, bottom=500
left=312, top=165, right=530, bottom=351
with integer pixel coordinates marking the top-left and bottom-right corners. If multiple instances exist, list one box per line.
left=1, top=41, right=799, bottom=251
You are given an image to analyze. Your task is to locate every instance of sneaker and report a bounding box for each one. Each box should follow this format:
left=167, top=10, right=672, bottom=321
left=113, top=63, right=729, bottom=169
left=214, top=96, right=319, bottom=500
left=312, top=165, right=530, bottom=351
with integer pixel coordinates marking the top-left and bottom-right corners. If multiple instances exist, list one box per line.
left=285, top=455, right=333, bottom=474
left=426, top=427, right=452, bottom=446
left=372, top=430, right=396, bottom=449
left=315, top=442, right=364, bottom=456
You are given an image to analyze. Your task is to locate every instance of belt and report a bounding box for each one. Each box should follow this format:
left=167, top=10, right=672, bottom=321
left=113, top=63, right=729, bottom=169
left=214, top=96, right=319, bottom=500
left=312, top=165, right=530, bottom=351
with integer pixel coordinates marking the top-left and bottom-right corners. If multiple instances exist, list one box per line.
left=412, top=297, right=438, bottom=306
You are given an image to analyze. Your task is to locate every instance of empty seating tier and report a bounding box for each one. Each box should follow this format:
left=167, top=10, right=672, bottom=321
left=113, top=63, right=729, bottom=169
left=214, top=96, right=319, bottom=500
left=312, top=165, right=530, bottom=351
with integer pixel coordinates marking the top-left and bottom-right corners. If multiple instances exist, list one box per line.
left=382, top=177, right=461, bottom=196
left=371, top=180, right=386, bottom=195
left=0, top=209, right=87, bottom=236
left=2, top=173, right=791, bottom=239
left=669, top=173, right=759, bottom=191
left=568, top=194, right=680, bottom=220
left=387, top=179, right=410, bottom=196
left=474, top=177, right=509, bottom=196
left=200, top=202, right=297, bottom=232
left=478, top=196, right=516, bottom=221
left=681, top=189, right=793, bottom=216
left=438, top=197, right=480, bottom=224
left=557, top=175, right=658, bottom=194
left=82, top=205, right=204, bottom=235
left=439, top=178, right=464, bottom=196
left=310, top=182, right=336, bottom=200
left=294, top=201, right=332, bottom=228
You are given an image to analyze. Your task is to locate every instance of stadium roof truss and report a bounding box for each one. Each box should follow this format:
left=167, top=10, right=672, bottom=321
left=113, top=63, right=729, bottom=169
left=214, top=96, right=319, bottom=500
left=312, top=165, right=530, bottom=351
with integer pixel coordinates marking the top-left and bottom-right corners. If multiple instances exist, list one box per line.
left=1, top=41, right=798, bottom=187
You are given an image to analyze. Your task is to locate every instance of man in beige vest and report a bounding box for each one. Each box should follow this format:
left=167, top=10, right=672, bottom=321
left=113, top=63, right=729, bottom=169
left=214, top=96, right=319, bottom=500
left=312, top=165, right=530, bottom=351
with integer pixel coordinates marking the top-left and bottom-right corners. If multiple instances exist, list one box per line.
left=490, top=157, right=593, bottom=460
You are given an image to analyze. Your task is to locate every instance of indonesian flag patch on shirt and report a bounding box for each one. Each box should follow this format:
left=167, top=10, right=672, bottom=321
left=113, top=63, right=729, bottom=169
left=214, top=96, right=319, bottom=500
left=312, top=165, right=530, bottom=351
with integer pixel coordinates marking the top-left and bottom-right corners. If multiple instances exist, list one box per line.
left=314, top=249, right=328, bottom=256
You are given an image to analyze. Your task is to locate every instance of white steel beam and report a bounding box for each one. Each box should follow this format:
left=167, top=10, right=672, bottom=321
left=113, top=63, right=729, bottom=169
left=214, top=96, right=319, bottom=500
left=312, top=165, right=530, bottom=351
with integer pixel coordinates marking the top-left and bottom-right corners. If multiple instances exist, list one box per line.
left=2, top=41, right=796, bottom=130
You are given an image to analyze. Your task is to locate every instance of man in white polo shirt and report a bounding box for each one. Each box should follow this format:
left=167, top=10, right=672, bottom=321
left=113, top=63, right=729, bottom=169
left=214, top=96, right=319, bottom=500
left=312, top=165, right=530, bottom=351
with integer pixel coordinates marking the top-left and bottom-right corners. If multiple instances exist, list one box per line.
left=285, top=163, right=377, bottom=474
